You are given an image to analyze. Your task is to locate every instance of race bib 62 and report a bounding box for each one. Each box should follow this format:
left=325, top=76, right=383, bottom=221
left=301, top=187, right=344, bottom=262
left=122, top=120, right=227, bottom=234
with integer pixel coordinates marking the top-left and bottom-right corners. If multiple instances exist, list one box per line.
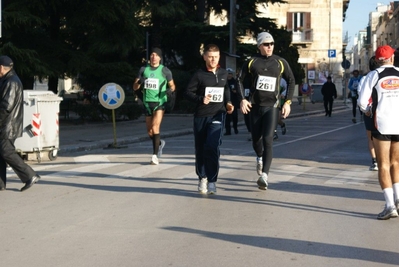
left=205, top=87, right=224, bottom=102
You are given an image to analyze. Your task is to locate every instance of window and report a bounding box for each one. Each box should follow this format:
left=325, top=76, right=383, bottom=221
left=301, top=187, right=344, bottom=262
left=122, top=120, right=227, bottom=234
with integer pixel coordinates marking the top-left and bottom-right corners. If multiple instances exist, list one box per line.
left=287, top=12, right=312, bottom=42
left=286, top=12, right=311, bottom=32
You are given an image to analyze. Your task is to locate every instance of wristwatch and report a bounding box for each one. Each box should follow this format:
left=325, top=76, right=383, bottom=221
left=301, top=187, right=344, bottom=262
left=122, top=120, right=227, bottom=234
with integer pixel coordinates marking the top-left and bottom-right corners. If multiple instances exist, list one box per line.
left=285, top=100, right=292, bottom=105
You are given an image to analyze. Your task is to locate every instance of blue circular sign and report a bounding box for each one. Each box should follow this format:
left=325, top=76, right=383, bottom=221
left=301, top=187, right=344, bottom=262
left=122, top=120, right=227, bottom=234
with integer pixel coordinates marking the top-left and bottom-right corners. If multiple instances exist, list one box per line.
left=98, top=83, right=125, bottom=109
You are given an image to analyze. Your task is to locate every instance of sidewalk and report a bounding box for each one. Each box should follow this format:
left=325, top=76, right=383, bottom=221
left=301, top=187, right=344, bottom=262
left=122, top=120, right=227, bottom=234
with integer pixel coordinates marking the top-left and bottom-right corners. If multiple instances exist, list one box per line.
left=58, top=100, right=350, bottom=155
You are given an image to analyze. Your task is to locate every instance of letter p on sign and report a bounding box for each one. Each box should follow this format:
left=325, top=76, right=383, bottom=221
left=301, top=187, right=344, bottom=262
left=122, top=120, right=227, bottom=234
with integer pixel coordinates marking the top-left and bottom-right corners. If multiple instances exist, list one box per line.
left=328, top=49, right=336, bottom=58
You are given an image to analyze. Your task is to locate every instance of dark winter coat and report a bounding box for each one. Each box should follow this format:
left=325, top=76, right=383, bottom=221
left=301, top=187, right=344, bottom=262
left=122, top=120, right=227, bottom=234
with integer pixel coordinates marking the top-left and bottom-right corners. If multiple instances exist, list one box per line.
left=321, top=81, right=337, bottom=101
left=0, top=69, right=24, bottom=139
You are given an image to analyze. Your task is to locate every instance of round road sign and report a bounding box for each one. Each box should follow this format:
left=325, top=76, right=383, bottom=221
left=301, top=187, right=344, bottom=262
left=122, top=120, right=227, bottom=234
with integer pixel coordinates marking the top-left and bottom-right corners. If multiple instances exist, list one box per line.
left=299, top=83, right=312, bottom=95
left=341, top=59, right=351, bottom=69
left=98, top=83, right=125, bottom=109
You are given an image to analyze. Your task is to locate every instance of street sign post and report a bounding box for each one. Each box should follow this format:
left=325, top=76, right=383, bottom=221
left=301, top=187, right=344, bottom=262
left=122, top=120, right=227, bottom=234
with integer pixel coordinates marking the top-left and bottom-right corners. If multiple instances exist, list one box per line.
left=98, top=83, right=127, bottom=149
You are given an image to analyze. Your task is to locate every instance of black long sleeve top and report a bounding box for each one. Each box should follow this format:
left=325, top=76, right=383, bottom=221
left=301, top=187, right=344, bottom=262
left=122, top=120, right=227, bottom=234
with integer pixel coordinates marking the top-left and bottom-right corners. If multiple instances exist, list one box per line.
left=184, top=67, right=231, bottom=117
left=237, top=54, right=295, bottom=107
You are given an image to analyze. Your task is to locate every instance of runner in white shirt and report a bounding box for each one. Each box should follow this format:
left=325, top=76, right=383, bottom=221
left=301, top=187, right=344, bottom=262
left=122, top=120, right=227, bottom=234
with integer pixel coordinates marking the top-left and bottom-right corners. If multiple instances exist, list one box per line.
left=358, top=45, right=399, bottom=220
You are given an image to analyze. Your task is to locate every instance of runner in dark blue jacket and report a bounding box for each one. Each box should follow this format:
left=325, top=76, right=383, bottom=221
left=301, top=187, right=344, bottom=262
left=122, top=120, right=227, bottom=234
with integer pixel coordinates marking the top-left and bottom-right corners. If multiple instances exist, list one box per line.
left=184, top=44, right=233, bottom=194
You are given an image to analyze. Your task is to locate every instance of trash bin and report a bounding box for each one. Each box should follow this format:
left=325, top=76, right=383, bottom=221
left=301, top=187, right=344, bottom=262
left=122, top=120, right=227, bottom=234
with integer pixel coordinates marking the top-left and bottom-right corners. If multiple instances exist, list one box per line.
left=14, top=90, right=63, bottom=162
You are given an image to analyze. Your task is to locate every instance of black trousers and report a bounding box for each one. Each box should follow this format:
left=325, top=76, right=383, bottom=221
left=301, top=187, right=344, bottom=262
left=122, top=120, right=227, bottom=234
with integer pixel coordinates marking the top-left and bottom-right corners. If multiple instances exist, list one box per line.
left=193, top=113, right=225, bottom=183
left=323, top=99, right=333, bottom=116
left=250, top=105, right=279, bottom=175
left=0, top=139, right=36, bottom=188
left=225, top=109, right=238, bottom=134
left=350, top=96, right=363, bottom=117
left=244, top=113, right=251, bottom=133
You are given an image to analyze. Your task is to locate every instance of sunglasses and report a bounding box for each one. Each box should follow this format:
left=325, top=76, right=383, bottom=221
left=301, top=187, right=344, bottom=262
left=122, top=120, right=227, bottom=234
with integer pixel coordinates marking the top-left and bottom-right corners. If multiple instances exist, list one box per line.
left=262, top=42, right=274, bottom=47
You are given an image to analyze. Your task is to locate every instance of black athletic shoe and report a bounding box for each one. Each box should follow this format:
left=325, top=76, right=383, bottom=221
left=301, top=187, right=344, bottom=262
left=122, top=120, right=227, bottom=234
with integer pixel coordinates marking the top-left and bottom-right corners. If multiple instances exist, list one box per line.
left=273, top=132, right=278, bottom=141
left=281, top=123, right=286, bottom=135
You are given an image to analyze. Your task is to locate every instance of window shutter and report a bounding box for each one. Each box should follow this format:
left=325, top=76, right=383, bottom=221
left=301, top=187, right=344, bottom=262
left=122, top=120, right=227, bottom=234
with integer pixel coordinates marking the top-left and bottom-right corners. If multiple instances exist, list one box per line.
left=286, top=12, right=293, bottom=31
left=305, top=12, right=311, bottom=29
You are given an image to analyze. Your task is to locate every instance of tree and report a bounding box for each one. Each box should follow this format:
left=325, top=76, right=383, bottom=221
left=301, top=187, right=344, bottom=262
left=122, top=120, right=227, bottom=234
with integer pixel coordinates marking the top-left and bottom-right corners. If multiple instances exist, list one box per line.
left=0, top=0, right=302, bottom=98
left=0, top=0, right=144, bottom=92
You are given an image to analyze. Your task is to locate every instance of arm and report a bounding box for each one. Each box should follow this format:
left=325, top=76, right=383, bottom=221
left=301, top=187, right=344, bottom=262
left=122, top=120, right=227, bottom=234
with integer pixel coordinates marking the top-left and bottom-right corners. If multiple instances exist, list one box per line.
left=0, top=81, right=15, bottom=123
left=163, top=67, right=176, bottom=92
left=348, top=78, right=353, bottom=91
left=281, top=59, right=295, bottom=118
left=321, top=84, right=326, bottom=96
left=237, top=62, right=252, bottom=114
left=224, top=83, right=234, bottom=114
left=184, top=71, right=204, bottom=104
left=358, top=71, right=378, bottom=113
left=133, top=67, right=145, bottom=91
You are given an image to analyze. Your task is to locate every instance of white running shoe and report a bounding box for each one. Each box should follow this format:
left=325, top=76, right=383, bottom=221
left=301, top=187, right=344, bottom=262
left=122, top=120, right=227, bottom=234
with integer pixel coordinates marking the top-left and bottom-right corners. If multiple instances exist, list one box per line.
left=377, top=205, right=398, bottom=220
left=369, top=163, right=378, bottom=171
left=256, top=157, right=263, bottom=175
left=151, top=154, right=159, bottom=165
left=158, top=139, right=165, bottom=158
left=207, top=182, right=217, bottom=194
left=198, top=178, right=208, bottom=194
left=257, top=172, right=268, bottom=190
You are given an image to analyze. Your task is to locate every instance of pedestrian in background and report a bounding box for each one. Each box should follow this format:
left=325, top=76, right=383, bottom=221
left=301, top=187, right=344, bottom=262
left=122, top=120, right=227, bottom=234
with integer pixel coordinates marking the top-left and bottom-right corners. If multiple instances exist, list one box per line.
left=348, top=69, right=362, bottom=123
left=358, top=45, right=399, bottom=220
left=321, top=76, right=337, bottom=117
left=357, top=56, right=379, bottom=171
left=133, top=47, right=176, bottom=165
left=224, top=68, right=239, bottom=135
left=274, top=78, right=288, bottom=141
left=237, top=32, right=295, bottom=190
left=242, top=80, right=252, bottom=141
left=0, top=56, right=41, bottom=192
left=184, top=44, right=234, bottom=194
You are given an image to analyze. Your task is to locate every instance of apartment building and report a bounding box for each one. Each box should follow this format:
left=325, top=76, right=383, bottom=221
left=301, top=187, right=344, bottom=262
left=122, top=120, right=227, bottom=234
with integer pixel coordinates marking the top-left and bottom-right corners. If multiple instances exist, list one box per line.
left=258, top=0, right=349, bottom=96
left=211, top=0, right=349, bottom=97
left=349, top=2, right=399, bottom=75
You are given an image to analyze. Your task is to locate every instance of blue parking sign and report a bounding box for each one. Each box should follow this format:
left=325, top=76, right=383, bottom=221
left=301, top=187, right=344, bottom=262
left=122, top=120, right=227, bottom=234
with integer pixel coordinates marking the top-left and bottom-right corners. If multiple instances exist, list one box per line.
left=328, top=49, right=336, bottom=58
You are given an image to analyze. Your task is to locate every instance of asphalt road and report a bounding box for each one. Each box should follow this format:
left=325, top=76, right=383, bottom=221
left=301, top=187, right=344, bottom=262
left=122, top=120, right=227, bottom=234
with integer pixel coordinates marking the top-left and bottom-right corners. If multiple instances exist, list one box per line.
left=1, top=106, right=398, bottom=267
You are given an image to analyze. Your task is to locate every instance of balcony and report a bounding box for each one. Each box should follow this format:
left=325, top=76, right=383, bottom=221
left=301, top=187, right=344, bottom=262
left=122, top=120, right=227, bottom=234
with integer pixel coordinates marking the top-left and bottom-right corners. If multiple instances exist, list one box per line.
left=291, top=29, right=313, bottom=46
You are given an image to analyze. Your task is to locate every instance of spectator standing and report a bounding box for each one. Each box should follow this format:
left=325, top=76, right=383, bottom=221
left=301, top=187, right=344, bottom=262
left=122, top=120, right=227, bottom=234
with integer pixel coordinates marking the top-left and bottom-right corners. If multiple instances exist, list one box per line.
left=224, top=68, right=239, bottom=135
left=358, top=45, right=399, bottom=220
left=184, top=44, right=234, bottom=194
left=133, top=48, right=176, bottom=165
left=348, top=70, right=362, bottom=123
left=321, top=76, right=337, bottom=117
left=0, top=56, right=41, bottom=192
left=237, top=32, right=295, bottom=190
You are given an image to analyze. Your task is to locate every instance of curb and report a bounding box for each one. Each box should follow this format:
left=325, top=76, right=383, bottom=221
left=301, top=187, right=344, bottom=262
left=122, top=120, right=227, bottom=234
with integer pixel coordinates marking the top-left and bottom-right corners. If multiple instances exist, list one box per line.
left=58, top=105, right=349, bottom=155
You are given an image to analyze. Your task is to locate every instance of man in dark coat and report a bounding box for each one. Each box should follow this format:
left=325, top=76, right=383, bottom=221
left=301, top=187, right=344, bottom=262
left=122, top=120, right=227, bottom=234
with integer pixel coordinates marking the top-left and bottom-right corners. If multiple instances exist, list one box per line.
left=0, top=55, right=40, bottom=191
left=321, top=76, right=337, bottom=117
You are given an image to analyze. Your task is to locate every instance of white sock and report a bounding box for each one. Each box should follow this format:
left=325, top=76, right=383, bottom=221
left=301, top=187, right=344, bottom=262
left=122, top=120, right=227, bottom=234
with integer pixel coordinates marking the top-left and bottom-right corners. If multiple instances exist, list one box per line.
left=383, top=188, right=395, bottom=207
left=393, top=183, right=399, bottom=201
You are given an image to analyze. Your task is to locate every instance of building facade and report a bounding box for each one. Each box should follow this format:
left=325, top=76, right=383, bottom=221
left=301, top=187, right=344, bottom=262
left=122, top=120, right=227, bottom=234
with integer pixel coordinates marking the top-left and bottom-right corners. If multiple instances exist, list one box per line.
left=210, top=0, right=349, bottom=97
left=258, top=0, right=349, bottom=96
left=348, top=2, right=399, bottom=75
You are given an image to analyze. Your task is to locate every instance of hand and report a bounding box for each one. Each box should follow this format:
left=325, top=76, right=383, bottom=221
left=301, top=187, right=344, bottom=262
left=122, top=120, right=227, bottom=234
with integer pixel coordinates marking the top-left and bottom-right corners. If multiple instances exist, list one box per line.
left=226, top=102, right=234, bottom=114
left=281, top=103, right=291, bottom=119
left=203, top=94, right=212, bottom=105
left=240, top=99, right=252, bottom=114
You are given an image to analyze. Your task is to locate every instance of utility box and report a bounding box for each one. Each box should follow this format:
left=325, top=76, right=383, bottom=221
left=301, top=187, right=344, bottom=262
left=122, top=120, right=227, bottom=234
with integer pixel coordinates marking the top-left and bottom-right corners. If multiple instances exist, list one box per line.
left=14, top=90, right=63, bottom=162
